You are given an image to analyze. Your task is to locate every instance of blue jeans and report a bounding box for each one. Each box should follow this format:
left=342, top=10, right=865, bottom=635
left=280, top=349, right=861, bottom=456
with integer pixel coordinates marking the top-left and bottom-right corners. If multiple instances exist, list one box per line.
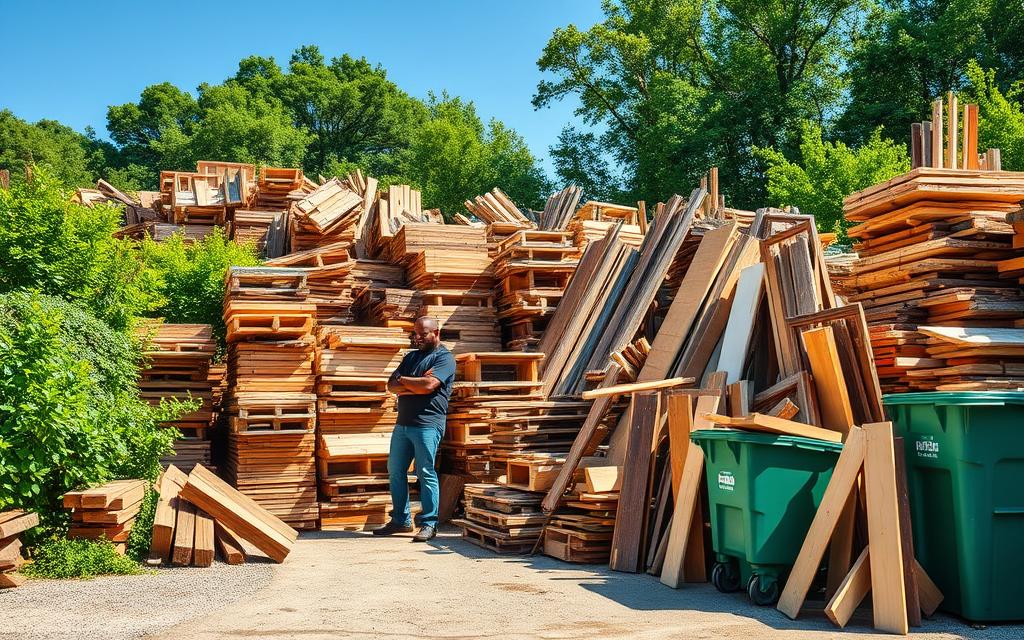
left=388, top=423, right=444, bottom=528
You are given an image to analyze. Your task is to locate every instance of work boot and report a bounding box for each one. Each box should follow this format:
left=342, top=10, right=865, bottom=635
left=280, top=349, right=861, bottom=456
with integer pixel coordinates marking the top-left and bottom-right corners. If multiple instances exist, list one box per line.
left=412, top=525, right=436, bottom=542
left=372, top=520, right=414, bottom=536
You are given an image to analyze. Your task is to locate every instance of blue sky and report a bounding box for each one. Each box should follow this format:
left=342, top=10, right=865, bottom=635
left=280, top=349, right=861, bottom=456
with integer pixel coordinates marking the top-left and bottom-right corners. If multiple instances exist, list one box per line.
left=0, top=0, right=605, bottom=176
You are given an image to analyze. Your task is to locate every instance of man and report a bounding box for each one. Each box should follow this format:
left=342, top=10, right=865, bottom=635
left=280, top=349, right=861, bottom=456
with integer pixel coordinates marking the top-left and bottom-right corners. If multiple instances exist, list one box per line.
left=374, top=316, right=456, bottom=542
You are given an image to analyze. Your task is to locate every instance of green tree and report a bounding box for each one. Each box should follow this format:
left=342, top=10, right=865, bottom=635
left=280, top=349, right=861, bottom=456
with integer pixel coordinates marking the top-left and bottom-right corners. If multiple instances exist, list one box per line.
left=755, top=122, right=910, bottom=235
left=0, top=170, right=154, bottom=330
left=106, top=82, right=200, bottom=183
left=535, top=0, right=861, bottom=208
left=962, top=62, right=1024, bottom=171
left=0, top=110, right=109, bottom=187
left=838, top=0, right=1024, bottom=145
left=549, top=127, right=621, bottom=202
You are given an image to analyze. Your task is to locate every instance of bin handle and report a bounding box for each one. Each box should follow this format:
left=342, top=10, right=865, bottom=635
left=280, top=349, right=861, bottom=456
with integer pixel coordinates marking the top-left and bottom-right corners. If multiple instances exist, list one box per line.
left=993, top=508, right=1024, bottom=516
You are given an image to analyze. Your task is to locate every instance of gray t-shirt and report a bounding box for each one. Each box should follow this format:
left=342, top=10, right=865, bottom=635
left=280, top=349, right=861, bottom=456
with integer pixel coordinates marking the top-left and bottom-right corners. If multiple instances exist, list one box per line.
left=389, top=344, right=456, bottom=428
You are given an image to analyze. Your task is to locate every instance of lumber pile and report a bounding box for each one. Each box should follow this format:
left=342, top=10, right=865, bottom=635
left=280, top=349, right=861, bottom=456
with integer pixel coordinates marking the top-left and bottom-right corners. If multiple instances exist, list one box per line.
left=222, top=268, right=319, bottom=529
left=543, top=459, right=619, bottom=564
left=64, top=480, right=148, bottom=553
left=451, top=484, right=544, bottom=553
left=0, top=511, right=38, bottom=588
left=494, top=230, right=581, bottom=351
left=137, top=322, right=217, bottom=472
left=463, top=188, right=534, bottom=228
left=149, top=464, right=298, bottom=566
left=842, top=142, right=1024, bottom=392
left=315, top=325, right=413, bottom=530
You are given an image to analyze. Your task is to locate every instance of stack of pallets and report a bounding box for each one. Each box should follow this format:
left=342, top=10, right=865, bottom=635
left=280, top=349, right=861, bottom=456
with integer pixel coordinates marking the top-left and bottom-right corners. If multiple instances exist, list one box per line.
left=0, top=511, right=38, bottom=588
left=137, top=323, right=217, bottom=473
left=543, top=461, right=619, bottom=564
left=266, top=242, right=357, bottom=325
left=315, top=325, right=413, bottom=530
left=223, top=267, right=319, bottom=530
left=493, top=230, right=581, bottom=351
left=64, top=480, right=148, bottom=554
left=451, top=484, right=544, bottom=553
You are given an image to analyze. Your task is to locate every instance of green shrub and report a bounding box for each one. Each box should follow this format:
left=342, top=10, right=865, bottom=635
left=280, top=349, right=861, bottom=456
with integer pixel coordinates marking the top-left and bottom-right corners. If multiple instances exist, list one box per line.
left=22, top=538, right=144, bottom=579
left=125, top=488, right=159, bottom=562
left=140, top=228, right=261, bottom=350
left=0, top=292, right=191, bottom=540
left=0, top=169, right=155, bottom=330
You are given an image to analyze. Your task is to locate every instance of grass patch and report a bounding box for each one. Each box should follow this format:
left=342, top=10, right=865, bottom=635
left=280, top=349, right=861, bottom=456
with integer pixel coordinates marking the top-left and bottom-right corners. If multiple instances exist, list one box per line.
left=22, top=538, right=144, bottom=579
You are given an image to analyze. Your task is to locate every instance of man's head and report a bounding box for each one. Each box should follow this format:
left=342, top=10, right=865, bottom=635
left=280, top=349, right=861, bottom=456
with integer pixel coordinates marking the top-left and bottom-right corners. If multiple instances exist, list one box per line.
left=412, top=316, right=441, bottom=351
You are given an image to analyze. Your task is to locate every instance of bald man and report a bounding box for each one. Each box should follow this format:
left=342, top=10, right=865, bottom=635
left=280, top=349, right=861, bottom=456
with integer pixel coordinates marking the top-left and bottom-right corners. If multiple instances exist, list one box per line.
left=375, top=316, right=456, bottom=541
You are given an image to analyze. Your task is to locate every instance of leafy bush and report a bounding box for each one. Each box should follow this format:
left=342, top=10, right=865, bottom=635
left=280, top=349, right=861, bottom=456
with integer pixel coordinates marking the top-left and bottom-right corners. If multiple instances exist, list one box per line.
left=22, top=538, right=143, bottom=579
left=754, top=123, right=910, bottom=237
left=0, top=292, right=190, bottom=540
left=0, top=169, right=155, bottom=330
left=140, top=228, right=261, bottom=350
left=125, top=488, right=158, bottom=562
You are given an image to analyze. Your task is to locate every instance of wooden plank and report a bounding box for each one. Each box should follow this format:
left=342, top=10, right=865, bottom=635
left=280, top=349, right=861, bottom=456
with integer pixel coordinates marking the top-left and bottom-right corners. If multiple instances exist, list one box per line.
left=193, top=509, right=215, bottom=567
left=0, top=573, right=26, bottom=589
left=801, top=326, right=854, bottom=434
left=947, top=92, right=959, bottom=170
left=777, top=427, right=866, bottom=619
left=659, top=442, right=705, bottom=588
left=915, top=559, right=944, bottom=617
left=826, top=488, right=858, bottom=600
left=703, top=413, right=843, bottom=443
left=581, top=376, right=693, bottom=400
left=727, top=380, right=750, bottom=417
left=214, top=522, right=246, bottom=565
left=931, top=99, right=944, bottom=169
left=609, top=392, right=660, bottom=572
left=965, top=104, right=979, bottom=170
left=719, top=263, right=765, bottom=383
left=641, top=224, right=737, bottom=381
left=825, top=546, right=871, bottom=628
left=894, top=438, right=921, bottom=626
left=864, top=421, right=908, bottom=635
left=178, top=464, right=296, bottom=563
left=172, top=499, right=196, bottom=566
left=666, top=393, right=693, bottom=498
left=584, top=466, right=621, bottom=493
left=0, top=511, right=39, bottom=539
left=150, top=465, right=188, bottom=563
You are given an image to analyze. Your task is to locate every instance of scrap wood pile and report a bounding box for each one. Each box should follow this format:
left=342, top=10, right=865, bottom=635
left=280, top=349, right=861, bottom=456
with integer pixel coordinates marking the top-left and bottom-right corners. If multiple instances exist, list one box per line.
left=64, top=480, right=148, bottom=554
left=0, top=511, right=38, bottom=589
left=137, top=322, right=218, bottom=472
left=147, top=463, right=298, bottom=567
left=841, top=95, right=1024, bottom=392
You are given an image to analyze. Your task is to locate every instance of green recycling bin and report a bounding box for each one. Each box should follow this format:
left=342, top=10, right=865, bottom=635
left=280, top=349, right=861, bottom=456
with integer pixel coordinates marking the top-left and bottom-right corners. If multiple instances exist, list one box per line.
left=884, top=391, right=1024, bottom=622
left=691, top=429, right=843, bottom=606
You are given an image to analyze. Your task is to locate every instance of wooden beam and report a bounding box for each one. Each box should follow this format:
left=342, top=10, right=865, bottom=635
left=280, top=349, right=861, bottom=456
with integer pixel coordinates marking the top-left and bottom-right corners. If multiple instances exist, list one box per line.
left=719, top=263, right=765, bottom=383
left=659, top=442, right=705, bottom=588
left=915, top=559, right=944, bottom=617
left=582, top=376, right=694, bottom=400
left=801, top=325, right=854, bottom=434
left=609, top=392, right=660, bottom=572
left=825, top=546, right=871, bottom=628
left=777, top=427, right=866, bottom=619
left=931, top=99, right=944, bottom=168
left=947, top=92, right=959, bottom=170
left=702, top=413, right=843, bottom=443
left=894, top=438, right=921, bottom=626
left=864, top=421, right=909, bottom=635
left=666, top=393, right=693, bottom=498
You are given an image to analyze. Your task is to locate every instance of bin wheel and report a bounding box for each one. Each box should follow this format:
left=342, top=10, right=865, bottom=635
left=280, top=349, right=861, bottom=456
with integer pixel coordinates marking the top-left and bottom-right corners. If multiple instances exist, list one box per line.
left=747, top=574, right=780, bottom=606
left=711, top=562, right=740, bottom=593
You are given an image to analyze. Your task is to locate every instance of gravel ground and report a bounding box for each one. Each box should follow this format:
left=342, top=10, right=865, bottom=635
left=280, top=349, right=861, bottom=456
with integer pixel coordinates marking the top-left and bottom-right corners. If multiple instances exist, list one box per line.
left=2, top=528, right=1021, bottom=640
left=0, top=560, right=273, bottom=640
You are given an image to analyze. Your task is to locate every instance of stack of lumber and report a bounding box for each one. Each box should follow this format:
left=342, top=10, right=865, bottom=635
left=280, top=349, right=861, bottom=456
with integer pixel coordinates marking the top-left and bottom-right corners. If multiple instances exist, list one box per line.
left=137, top=323, right=217, bottom=472
left=0, top=511, right=38, bottom=588
left=365, top=184, right=440, bottom=259
left=315, top=325, right=413, bottom=530
left=288, top=177, right=362, bottom=253
left=493, top=230, right=581, bottom=351
left=232, top=209, right=285, bottom=256
left=842, top=168, right=1024, bottom=392
left=223, top=268, right=319, bottom=530
left=353, top=287, right=421, bottom=330
left=149, top=464, right=299, bottom=566
left=538, top=185, right=583, bottom=230
left=543, top=460, right=619, bottom=564
left=64, top=480, right=148, bottom=553
left=451, top=484, right=544, bottom=553
left=463, top=188, right=534, bottom=227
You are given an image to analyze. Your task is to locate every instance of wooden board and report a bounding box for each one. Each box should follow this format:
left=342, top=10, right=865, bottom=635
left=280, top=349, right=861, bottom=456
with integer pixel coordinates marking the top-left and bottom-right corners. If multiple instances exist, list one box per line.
left=172, top=499, right=196, bottom=566
left=193, top=509, right=215, bottom=567
left=864, top=422, right=908, bottom=635
left=214, top=522, right=246, bottom=565
left=719, top=263, right=765, bottom=383
left=703, top=413, right=843, bottom=443
left=608, top=392, right=659, bottom=573
left=0, top=511, right=39, bottom=539
left=777, top=427, right=866, bottom=619
left=150, top=465, right=188, bottom=563
left=825, top=546, right=871, bottom=627
left=659, top=442, right=705, bottom=588
left=801, top=326, right=854, bottom=434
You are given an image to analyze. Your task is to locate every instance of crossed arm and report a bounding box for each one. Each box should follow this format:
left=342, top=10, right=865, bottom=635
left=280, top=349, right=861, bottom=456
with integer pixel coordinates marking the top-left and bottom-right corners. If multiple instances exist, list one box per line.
left=388, top=367, right=441, bottom=395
